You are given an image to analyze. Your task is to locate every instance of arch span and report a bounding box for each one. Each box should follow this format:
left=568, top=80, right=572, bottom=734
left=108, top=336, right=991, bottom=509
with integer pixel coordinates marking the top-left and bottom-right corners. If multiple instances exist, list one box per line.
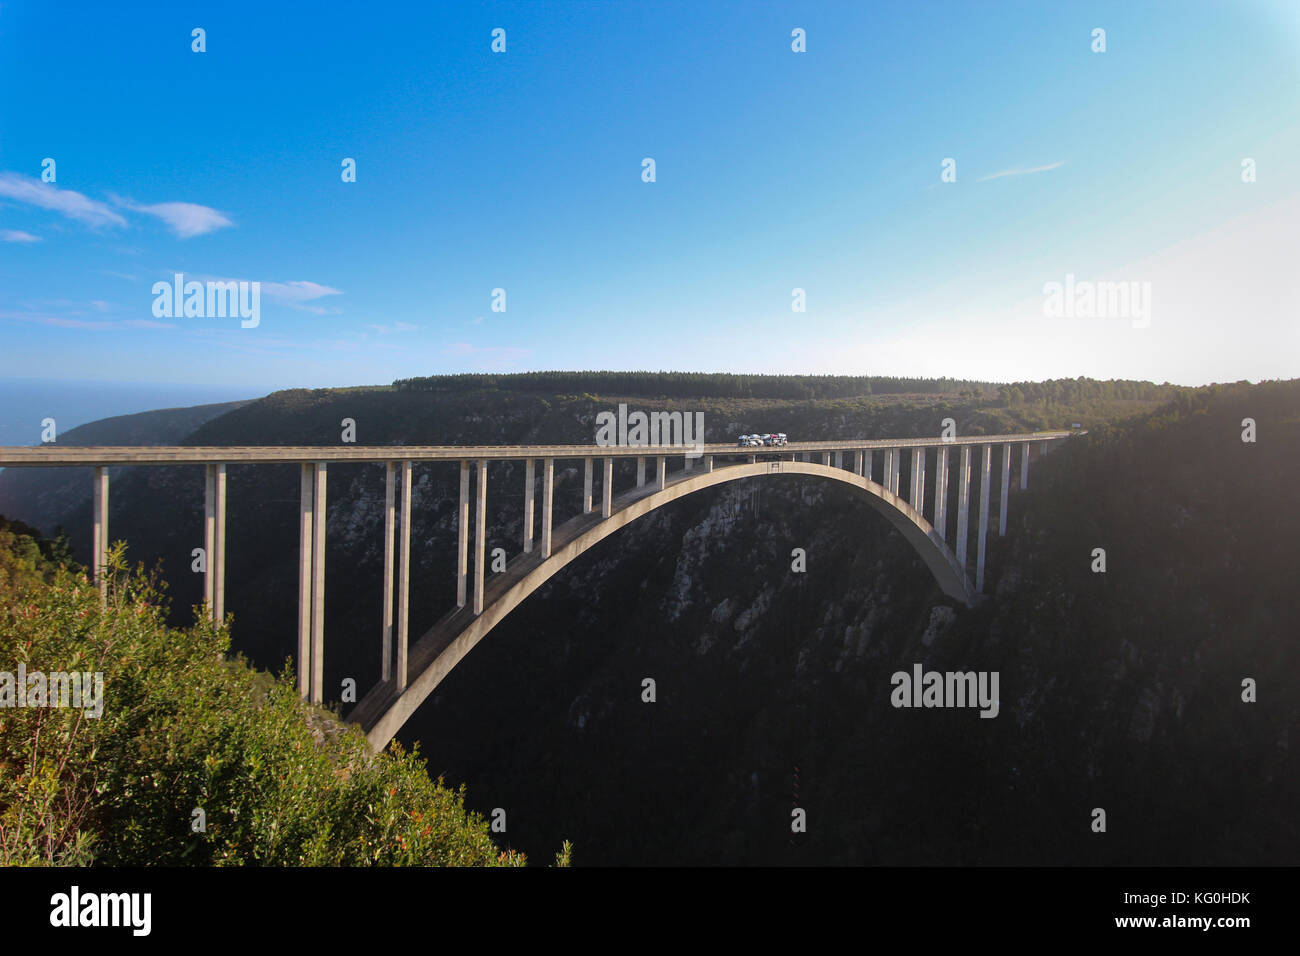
left=352, top=458, right=973, bottom=749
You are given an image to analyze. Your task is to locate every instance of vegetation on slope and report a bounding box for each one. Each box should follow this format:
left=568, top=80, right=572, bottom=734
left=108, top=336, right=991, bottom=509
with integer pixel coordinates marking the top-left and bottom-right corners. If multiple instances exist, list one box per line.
left=0, top=519, right=564, bottom=866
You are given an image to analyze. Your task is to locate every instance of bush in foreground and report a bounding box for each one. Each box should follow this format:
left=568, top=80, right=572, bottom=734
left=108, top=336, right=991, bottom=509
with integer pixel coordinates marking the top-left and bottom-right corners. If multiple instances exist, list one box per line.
left=0, top=525, right=558, bottom=866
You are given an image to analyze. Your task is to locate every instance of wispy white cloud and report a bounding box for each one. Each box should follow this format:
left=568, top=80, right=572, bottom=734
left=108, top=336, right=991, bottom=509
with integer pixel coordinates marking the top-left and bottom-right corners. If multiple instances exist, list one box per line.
left=367, top=321, right=419, bottom=334
left=260, top=280, right=343, bottom=308
left=977, top=161, right=1066, bottom=182
left=114, top=197, right=233, bottom=238
left=1, top=229, right=41, bottom=242
left=0, top=172, right=126, bottom=228
left=186, top=276, right=344, bottom=314
left=0, top=309, right=176, bottom=331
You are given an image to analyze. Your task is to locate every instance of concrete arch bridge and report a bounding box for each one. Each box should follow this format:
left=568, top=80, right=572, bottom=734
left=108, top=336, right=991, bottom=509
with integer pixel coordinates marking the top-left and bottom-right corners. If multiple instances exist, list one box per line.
left=0, top=432, right=1074, bottom=748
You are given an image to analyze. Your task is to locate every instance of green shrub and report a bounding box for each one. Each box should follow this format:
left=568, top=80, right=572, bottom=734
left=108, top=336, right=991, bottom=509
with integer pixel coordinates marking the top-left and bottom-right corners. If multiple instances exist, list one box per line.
left=0, top=540, right=551, bottom=866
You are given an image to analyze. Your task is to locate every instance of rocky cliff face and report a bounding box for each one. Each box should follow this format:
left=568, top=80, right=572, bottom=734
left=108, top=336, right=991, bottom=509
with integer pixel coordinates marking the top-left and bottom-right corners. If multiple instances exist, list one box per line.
left=2, top=383, right=1294, bottom=865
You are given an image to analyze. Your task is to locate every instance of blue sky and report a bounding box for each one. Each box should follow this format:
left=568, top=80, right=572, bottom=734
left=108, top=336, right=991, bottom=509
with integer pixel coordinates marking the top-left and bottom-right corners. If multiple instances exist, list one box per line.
left=1, top=0, right=1298, bottom=391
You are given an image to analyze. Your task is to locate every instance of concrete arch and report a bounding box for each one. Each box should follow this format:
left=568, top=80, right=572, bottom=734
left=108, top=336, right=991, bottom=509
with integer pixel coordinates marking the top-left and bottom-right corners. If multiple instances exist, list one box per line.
left=354, top=458, right=973, bottom=749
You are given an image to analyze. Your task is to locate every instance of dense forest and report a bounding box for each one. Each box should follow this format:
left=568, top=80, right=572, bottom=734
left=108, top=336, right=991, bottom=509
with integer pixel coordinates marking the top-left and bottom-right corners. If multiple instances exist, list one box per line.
left=392, top=370, right=1001, bottom=399
left=390, top=370, right=1188, bottom=405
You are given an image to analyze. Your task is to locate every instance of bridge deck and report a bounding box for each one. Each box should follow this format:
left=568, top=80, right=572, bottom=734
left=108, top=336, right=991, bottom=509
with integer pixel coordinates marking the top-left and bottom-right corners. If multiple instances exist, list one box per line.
left=0, top=432, right=1075, bottom=466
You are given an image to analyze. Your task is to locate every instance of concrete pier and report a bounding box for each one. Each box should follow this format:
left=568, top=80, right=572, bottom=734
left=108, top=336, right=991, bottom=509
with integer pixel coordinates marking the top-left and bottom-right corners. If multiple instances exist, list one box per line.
left=956, top=446, right=971, bottom=570
left=541, top=458, right=554, bottom=558
left=976, top=445, right=991, bottom=593
left=636, top=456, right=645, bottom=488
left=457, top=461, right=469, bottom=608
left=474, top=459, right=487, bottom=615
left=911, top=448, right=925, bottom=514
left=602, top=457, right=613, bottom=518
left=656, top=456, right=666, bottom=491
left=397, top=460, right=412, bottom=691
left=297, top=464, right=313, bottom=698
left=382, top=462, right=395, bottom=682
left=523, top=458, right=535, bottom=553
left=999, top=443, right=1011, bottom=536
left=1020, top=443, right=1029, bottom=490
left=204, top=465, right=215, bottom=609
left=582, top=457, right=593, bottom=514
left=310, top=461, right=327, bottom=705
left=213, top=463, right=226, bottom=621
left=934, top=447, right=949, bottom=541
left=92, top=466, right=109, bottom=600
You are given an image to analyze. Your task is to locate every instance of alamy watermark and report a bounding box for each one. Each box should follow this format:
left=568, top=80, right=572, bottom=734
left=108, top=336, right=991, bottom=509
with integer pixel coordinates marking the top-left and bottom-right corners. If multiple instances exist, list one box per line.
left=152, top=272, right=260, bottom=328
left=595, top=403, right=705, bottom=459
left=0, top=665, right=104, bottom=718
left=1042, top=273, right=1151, bottom=329
left=890, top=663, right=999, bottom=718
left=50, top=886, right=150, bottom=936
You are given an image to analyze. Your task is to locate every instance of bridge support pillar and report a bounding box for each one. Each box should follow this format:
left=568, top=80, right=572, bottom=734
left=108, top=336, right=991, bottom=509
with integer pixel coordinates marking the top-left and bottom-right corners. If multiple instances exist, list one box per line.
left=602, top=457, right=613, bottom=518
left=210, top=464, right=227, bottom=622
left=911, top=448, right=925, bottom=515
left=93, top=465, right=108, bottom=601
left=204, top=465, right=216, bottom=610
left=582, top=457, right=593, bottom=514
left=684, top=455, right=693, bottom=472
left=956, top=446, right=971, bottom=571
left=1020, top=443, right=1030, bottom=490
left=310, top=461, right=327, bottom=705
left=541, top=458, right=554, bottom=558
left=457, top=461, right=469, bottom=608
left=934, top=447, right=950, bottom=541
left=382, top=462, right=395, bottom=682
left=976, top=445, right=991, bottom=593
left=397, top=460, right=412, bottom=691
left=864, top=450, right=872, bottom=482
left=703, top=455, right=713, bottom=473
left=523, top=459, right=535, bottom=553
left=297, top=464, right=313, bottom=698
left=852, top=450, right=862, bottom=476
left=834, top=450, right=842, bottom=469
left=474, top=459, right=487, bottom=615
left=999, top=443, right=1011, bottom=536
left=636, top=457, right=645, bottom=488
left=748, top=454, right=757, bottom=464
left=656, top=456, right=667, bottom=490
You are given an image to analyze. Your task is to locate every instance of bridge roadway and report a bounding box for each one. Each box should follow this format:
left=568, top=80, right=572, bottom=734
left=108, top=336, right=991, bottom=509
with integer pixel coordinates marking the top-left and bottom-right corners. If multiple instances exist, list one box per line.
left=0, top=430, right=1076, bottom=748
left=0, top=432, right=1073, bottom=466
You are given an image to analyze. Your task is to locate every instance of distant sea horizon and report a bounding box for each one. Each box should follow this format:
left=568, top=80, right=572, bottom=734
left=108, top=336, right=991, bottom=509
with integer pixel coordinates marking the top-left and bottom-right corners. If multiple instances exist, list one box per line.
left=0, top=378, right=275, bottom=448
